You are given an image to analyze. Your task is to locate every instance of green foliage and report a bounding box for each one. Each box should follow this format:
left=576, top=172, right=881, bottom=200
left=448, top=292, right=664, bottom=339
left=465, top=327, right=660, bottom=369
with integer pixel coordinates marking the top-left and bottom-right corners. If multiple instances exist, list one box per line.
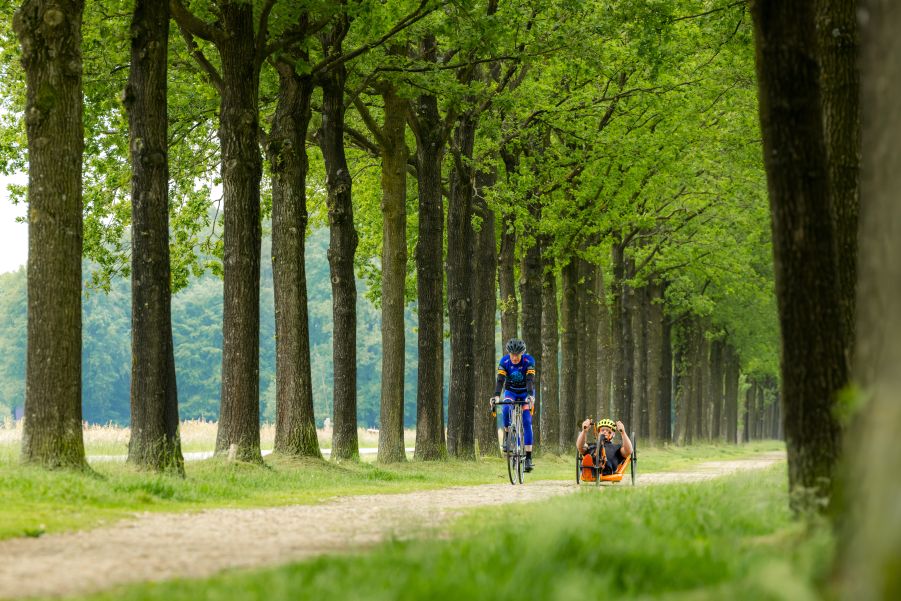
left=70, top=464, right=832, bottom=601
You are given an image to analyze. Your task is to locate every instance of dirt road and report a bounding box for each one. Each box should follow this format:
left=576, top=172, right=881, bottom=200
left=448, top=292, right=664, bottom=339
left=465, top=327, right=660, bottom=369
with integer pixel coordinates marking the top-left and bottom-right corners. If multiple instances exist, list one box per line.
left=0, top=452, right=784, bottom=600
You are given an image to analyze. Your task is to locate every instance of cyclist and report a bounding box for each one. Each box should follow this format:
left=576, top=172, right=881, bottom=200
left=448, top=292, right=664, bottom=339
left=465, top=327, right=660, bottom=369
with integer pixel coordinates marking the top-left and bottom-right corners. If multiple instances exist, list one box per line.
left=576, top=418, right=632, bottom=476
left=490, top=338, right=536, bottom=472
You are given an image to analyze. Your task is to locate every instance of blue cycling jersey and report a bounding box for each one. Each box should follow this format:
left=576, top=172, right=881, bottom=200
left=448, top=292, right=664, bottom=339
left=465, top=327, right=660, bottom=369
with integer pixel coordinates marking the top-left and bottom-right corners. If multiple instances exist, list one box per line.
left=496, top=353, right=535, bottom=395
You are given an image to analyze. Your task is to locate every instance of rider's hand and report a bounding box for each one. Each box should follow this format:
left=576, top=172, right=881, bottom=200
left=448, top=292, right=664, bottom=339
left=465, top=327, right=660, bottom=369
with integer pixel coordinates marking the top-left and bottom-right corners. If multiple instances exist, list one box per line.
left=490, top=396, right=500, bottom=406
left=616, top=420, right=625, bottom=433
left=526, top=396, right=535, bottom=412
left=582, top=418, right=592, bottom=431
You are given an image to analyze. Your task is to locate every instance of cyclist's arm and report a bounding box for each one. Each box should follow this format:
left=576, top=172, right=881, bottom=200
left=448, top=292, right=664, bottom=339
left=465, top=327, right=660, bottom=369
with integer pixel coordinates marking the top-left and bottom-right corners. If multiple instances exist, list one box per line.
left=618, top=422, right=633, bottom=457
left=576, top=419, right=591, bottom=453
left=525, top=358, right=536, bottom=396
left=494, top=365, right=507, bottom=396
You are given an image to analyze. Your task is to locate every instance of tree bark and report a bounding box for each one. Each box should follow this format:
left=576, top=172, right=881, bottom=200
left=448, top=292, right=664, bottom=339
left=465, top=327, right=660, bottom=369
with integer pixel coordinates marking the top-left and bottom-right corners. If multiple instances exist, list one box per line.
left=633, top=285, right=649, bottom=439
left=646, top=282, right=664, bottom=445
left=446, top=115, right=477, bottom=459
left=724, top=344, right=740, bottom=444
left=498, top=212, right=518, bottom=342
left=621, top=260, right=636, bottom=428
left=377, top=85, right=409, bottom=463
left=839, top=5, right=901, bottom=588
left=596, top=267, right=613, bottom=420
left=473, top=168, right=500, bottom=457
left=15, top=0, right=87, bottom=468
left=751, top=0, right=846, bottom=508
left=559, top=260, right=578, bottom=445
left=319, top=22, right=359, bottom=461
left=541, top=260, right=561, bottom=454
left=212, top=2, right=263, bottom=462
left=125, top=0, right=183, bottom=472
left=519, top=209, right=542, bottom=446
left=409, top=40, right=446, bottom=460
left=816, top=0, right=860, bottom=371
left=709, top=339, right=724, bottom=441
left=580, top=259, right=598, bottom=432
left=268, top=63, right=320, bottom=458
left=659, top=312, right=673, bottom=443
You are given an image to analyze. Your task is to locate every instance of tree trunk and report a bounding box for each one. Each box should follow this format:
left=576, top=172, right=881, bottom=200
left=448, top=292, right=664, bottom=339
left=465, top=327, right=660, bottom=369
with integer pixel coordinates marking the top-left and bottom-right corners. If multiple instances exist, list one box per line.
left=15, top=0, right=87, bottom=468
left=741, top=381, right=755, bottom=442
left=559, top=260, right=578, bottom=446
left=596, top=267, right=613, bottom=419
left=816, top=0, right=860, bottom=370
left=124, top=0, right=183, bottom=472
left=409, top=42, right=446, bottom=460
left=214, top=2, right=263, bottom=462
left=697, top=324, right=710, bottom=441
left=581, top=259, right=598, bottom=432
left=611, top=243, right=626, bottom=420
left=709, top=339, right=724, bottom=441
left=446, top=115, right=477, bottom=459
left=724, top=345, right=740, bottom=444
left=621, top=260, right=636, bottom=428
left=751, top=0, right=846, bottom=509
left=319, top=24, right=359, bottom=461
left=673, top=322, right=689, bottom=445
left=377, top=85, right=409, bottom=464
left=633, top=285, right=649, bottom=439
left=268, top=64, right=320, bottom=459
left=756, top=381, right=766, bottom=440
left=498, top=212, right=518, bottom=342
left=473, top=169, right=500, bottom=457
left=519, top=211, right=542, bottom=446
left=541, top=261, right=561, bottom=454
left=839, top=6, right=901, bottom=590
left=659, top=313, right=673, bottom=443
left=646, top=282, right=664, bottom=445
left=574, top=259, right=588, bottom=424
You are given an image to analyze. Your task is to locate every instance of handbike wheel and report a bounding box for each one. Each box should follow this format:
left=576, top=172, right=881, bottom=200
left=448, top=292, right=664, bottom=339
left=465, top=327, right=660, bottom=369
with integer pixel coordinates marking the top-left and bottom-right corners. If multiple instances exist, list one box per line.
left=575, top=454, right=581, bottom=484
left=631, top=431, right=637, bottom=486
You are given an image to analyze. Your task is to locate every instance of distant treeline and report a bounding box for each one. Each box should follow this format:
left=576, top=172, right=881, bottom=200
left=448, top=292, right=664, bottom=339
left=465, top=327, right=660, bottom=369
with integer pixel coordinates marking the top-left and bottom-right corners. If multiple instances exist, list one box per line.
left=0, top=230, right=435, bottom=428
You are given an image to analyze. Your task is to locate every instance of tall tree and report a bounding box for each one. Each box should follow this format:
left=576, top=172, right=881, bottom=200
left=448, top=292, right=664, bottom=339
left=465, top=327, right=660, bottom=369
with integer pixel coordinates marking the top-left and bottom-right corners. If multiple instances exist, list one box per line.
left=124, top=0, right=183, bottom=472
left=353, top=82, right=410, bottom=463
left=446, top=112, right=477, bottom=459
left=519, top=209, right=542, bottom=444
left=319, top=16, right=360, bottom=461
left=541, top=258, right=560, bottom=454
left=408, top=33, right=447, bottom=460
left=559, top=259, right=578, bottom=443
left=840, top=3, right=899, bottom=589
left=751, top=0, right=846, bottom=509
left=267, top=53, right=320, bottom=458
left=170, top=0, right=270, bottom=462
left=473, top=169, right=500, bottom=456
left=815, top=0, right=860, bottom=368
left=498, top=210, right=518, bottom=342
left=14, top=0, right=87, bottom=468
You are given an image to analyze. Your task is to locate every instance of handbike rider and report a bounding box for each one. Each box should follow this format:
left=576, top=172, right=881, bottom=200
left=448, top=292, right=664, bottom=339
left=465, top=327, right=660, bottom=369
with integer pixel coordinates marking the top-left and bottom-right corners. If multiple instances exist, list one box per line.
left=490, top=338, right=536, bottom=472
left=577, top=418, right=633, bottom=477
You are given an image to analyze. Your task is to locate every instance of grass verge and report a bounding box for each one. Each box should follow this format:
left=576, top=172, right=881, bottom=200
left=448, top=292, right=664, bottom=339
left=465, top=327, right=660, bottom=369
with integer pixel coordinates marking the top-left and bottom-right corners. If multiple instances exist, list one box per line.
left=70, top=464, right=831, bottom=601
left=0, top=441, right=784, bottom=541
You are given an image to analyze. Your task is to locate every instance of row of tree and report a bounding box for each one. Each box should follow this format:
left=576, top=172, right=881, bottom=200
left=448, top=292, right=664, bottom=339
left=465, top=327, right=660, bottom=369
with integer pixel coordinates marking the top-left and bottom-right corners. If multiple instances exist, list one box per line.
left=2, top=0, right=780, bottom=472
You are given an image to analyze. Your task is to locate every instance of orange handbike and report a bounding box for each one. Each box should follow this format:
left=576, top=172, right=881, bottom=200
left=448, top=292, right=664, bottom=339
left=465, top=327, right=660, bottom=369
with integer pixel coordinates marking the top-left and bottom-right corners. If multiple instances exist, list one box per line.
left=575, top=419, right=637, bottom=487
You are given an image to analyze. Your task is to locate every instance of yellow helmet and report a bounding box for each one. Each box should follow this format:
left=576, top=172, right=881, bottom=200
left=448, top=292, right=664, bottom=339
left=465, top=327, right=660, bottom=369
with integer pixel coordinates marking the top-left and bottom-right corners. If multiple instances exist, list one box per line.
left=597, top=418, right=616, bottom=432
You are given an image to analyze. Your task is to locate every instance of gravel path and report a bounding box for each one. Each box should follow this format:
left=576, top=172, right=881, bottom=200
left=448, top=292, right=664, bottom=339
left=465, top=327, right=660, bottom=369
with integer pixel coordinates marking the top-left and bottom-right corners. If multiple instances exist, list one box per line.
left=0, top=452, right=784, bottom=600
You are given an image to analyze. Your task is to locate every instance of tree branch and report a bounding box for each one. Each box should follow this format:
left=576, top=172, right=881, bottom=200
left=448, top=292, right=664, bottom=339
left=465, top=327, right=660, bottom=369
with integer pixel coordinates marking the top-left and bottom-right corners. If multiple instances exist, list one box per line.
left=170, top=0, right=222, bottom=44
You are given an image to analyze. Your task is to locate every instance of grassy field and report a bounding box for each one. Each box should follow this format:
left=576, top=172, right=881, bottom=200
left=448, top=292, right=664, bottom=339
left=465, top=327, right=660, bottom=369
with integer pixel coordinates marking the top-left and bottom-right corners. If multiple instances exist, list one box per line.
left=70, top=464, right=831, bottom=601
left=0, top=419, right=416, bottom=456
left=0, top=433, right=784, bottom=542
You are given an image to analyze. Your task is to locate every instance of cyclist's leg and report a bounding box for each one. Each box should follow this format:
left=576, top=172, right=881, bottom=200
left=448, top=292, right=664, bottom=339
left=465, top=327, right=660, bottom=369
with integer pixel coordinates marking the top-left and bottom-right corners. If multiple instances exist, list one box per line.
left=501, top=399, right=513, bottom=451
left=522, top=407, right=533, bottom=450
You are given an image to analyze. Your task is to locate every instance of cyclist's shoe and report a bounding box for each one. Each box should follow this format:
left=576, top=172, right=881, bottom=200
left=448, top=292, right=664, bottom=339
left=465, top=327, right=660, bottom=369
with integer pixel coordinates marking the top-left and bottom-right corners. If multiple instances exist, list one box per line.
left=502, top=439, right=510, bottom=453
left=524, top=457, right=534, bottom=472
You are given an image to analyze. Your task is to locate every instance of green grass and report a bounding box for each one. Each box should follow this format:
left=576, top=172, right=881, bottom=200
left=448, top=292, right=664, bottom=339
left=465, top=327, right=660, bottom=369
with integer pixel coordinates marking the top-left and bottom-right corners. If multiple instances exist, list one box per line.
left=0, top=441, right=784, bottom=542
left=71, top=464, right=832, bottom=601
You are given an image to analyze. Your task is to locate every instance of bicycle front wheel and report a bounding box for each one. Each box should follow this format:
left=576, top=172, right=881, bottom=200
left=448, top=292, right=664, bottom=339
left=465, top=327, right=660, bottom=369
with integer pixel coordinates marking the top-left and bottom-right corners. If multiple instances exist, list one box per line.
left=505, top=430, right=516, bottom=485
left=516, top=408, right=525, bottom=484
